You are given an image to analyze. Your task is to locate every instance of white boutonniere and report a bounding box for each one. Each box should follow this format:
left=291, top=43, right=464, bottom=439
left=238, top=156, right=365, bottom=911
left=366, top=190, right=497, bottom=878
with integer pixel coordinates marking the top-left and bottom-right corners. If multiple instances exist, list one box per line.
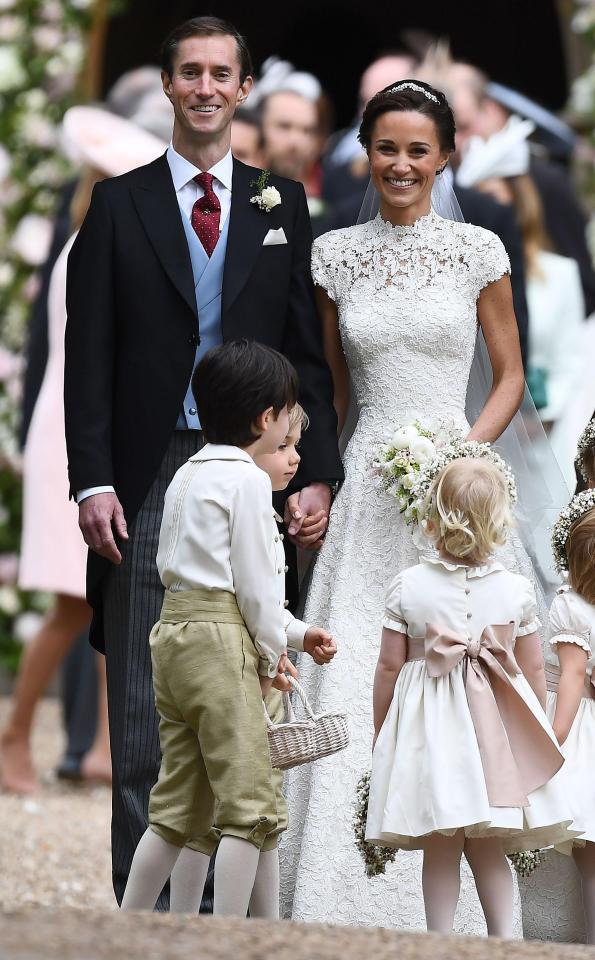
left=250, top=170, right=281, bottom=213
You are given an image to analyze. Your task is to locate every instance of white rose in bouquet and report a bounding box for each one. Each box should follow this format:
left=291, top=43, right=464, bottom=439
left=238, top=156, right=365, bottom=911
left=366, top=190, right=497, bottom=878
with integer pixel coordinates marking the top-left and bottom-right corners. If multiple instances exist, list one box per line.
left=410, top=435, right=436, bottom=464
left=391, top=424, right=419, bottom=449
left=401, top=470, right=418, bottom=490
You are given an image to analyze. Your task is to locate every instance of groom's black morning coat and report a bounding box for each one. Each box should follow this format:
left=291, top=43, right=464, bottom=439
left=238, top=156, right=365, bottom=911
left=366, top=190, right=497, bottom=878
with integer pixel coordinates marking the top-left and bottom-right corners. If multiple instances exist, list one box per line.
left=64, top=154, right=343, bottom=650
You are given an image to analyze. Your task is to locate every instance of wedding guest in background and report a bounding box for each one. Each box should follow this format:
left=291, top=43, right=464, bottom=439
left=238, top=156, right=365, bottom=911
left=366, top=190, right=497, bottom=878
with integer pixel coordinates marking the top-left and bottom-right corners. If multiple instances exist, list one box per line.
left=447, top=61, right=595, bottom=316
left=0, top=108, right=165, bottom=794
left=260, top=88, right=334, bottom=236
left=231, top=107, right=263, bottom=166
left=456, top=116, right=586, bottom=443
left=17, top=66, right=174, bottom=784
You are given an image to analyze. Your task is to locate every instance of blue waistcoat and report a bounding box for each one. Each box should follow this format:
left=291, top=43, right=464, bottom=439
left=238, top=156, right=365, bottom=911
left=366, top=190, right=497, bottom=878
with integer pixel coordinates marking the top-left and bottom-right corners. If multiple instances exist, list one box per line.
left=176, top=211, right=230, bottom=429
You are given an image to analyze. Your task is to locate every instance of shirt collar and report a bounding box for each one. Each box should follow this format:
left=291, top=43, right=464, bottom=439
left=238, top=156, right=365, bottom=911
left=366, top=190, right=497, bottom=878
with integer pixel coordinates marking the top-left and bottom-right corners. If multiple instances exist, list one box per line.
left=423, top=554, right=505, bottom=579
left=166, top=143, right=234, bottom=193
left=190, top=443, right=254, bottom=464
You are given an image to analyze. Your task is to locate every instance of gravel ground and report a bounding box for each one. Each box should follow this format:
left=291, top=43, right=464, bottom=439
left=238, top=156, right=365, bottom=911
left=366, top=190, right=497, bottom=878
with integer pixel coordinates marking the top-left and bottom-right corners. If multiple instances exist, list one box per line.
left=0, top=696, right=115, bottom=911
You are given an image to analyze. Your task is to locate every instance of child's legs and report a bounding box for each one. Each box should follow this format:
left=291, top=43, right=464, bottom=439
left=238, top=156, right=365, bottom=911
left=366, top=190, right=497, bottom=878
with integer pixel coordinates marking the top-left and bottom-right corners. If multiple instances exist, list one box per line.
left=214, top=836, right=261, bottom=917
left=422, top=830, right=465, bottom=934
left=463, top=837, right=514, bottom=938
left=169, top=845, right=211, bottom=914
left=121, top=827, right=181, bottom=911
left=572, top=842, right=595, bottom=944
left=249, top=846, right=280, bottom=920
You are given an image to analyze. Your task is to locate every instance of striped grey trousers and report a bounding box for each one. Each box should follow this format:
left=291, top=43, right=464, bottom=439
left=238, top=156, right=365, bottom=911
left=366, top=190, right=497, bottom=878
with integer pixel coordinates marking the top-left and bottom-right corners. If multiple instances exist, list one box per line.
left=103, top=430, right=202, bottom=907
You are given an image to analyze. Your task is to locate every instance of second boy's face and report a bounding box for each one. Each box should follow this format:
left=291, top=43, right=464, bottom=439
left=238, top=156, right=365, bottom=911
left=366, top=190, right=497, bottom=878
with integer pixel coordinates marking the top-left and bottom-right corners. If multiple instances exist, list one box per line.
left=255, top=426, right=302, bottom=492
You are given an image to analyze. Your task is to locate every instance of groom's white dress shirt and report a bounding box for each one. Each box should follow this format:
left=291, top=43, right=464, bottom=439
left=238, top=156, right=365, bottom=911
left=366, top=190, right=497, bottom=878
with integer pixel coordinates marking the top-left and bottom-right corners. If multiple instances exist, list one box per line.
left=77, top=146, right=234, bottom=504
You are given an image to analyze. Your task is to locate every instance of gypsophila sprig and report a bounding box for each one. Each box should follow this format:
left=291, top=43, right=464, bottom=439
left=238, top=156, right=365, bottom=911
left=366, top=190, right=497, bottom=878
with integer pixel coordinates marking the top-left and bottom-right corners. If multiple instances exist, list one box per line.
left=551, top=489, right=595, bottom=573
left=353, top=772, right=397, bottom=877
left=371, top=420, right=518, bottom=526
left=576, top=419, right=595, bottom=482
left=508, top=850, right=546, bottom=877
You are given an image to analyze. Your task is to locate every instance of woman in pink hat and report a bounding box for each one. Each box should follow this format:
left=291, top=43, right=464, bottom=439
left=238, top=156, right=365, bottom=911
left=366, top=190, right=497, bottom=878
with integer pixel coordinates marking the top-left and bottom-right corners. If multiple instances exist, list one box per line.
left=0, top=108, right=165, bottom=793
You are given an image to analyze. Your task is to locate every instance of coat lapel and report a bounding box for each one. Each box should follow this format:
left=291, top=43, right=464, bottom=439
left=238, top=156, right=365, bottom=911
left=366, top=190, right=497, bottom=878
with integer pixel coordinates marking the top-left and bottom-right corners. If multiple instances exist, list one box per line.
left=130, top=154, right=197, bottom=320
left=222, top=159, right=277, bottom=317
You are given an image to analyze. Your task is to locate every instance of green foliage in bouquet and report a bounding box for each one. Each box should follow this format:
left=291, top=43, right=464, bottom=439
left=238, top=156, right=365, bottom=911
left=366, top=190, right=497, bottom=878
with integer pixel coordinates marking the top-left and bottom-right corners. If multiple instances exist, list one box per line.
left=353, top=772, right=398, bottom=878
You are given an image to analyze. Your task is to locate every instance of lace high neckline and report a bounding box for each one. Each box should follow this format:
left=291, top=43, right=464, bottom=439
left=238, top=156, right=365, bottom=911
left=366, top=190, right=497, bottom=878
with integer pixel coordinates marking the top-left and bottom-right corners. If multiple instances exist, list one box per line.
left=370, top=208, right=439, bottom=238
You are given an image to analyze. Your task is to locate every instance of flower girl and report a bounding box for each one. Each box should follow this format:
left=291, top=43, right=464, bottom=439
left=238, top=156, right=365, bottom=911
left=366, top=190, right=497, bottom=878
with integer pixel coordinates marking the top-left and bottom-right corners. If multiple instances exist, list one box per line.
left=547, top=489, right=595, bottom=943
left=366, top=457, right=576, bottom=937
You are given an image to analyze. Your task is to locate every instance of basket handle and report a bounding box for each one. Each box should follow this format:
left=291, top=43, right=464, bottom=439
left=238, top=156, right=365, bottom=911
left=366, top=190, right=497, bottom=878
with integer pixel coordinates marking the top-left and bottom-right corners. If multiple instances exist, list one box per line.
left=262, top=675, right=315, bottom=728
left=262, top=687, right=297, bottom=729
left=286, top=675, right=316, bottom=719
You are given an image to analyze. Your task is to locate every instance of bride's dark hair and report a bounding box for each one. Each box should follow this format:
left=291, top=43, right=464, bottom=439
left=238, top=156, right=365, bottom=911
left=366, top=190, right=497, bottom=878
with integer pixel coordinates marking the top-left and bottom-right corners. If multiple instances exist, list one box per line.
left=358, top=79, right=456, bottom=156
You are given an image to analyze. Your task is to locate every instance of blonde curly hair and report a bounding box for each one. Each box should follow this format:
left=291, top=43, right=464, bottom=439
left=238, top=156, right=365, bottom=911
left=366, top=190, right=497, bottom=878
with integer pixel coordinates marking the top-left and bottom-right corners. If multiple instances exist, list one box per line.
left=288, top=402, right=309, bottom=433
left=424, top=458, right=513, bottom=564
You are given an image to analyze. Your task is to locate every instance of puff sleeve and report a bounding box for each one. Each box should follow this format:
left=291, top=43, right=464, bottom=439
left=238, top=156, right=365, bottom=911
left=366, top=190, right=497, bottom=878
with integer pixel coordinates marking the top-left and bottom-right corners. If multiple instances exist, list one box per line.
left=382, top=574, right=408, bottom=633
left=517, top=577, right=541, bottom=636
left=549, top=589, right=592, bottom=655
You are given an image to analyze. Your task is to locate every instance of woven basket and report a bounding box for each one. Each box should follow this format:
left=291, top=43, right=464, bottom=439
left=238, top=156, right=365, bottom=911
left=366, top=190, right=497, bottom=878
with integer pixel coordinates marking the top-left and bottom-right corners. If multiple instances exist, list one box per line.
left=264, top=676, right=349, bottom=770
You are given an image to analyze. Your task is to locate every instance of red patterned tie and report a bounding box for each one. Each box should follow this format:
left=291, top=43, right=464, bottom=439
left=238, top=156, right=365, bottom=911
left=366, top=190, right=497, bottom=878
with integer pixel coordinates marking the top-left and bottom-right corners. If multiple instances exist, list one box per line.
left=191, top=172, right=221, bottom=257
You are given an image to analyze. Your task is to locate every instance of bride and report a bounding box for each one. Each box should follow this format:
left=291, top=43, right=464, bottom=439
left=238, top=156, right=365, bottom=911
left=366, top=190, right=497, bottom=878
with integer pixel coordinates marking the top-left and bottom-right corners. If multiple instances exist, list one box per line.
left=281, top=79, right=540, bottom=934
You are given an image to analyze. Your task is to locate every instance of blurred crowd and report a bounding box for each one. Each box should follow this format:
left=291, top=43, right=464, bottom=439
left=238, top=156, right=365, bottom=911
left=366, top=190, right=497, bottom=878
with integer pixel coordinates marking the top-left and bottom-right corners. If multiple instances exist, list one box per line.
left=2, top=39, right=595, bottom=796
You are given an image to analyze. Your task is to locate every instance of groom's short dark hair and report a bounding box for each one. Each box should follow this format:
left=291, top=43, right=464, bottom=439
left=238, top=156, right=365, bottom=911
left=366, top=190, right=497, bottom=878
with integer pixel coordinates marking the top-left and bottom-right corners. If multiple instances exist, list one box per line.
left=161, top=16, right=253, bottom=83
left=192, top=339, right=298, bottom=447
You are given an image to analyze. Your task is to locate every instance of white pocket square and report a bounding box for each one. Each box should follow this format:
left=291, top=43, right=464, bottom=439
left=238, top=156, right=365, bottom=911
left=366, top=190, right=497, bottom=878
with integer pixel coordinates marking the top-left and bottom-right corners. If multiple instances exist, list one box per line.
left=263, top=227, right=288, bottom=246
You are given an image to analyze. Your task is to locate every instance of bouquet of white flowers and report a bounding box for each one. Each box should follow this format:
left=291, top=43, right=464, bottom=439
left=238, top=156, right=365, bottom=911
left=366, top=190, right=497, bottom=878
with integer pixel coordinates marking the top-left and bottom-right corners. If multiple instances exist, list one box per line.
left=372, top=419, right=517, bottom=526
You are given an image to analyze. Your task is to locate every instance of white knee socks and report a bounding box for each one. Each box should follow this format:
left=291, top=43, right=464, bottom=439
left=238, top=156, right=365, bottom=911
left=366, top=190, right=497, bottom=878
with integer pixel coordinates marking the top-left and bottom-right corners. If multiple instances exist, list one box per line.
left=170, top=846, right=211, bottom=914
left=214, top=836, right=260, bottom=917
left=464, top=837, right=514, bottom=938
left=121, top=828, right=181, bottom=911
left=422, top=831, right=465, bottom=933
left=249, top=848, right=280, bottom=919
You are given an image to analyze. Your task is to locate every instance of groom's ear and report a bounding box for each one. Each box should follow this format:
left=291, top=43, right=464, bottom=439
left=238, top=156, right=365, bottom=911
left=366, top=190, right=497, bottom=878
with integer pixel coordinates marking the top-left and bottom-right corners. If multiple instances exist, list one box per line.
left=161, top=69, right=173, bottom=102
left=236, top=75, right=254, bottom=107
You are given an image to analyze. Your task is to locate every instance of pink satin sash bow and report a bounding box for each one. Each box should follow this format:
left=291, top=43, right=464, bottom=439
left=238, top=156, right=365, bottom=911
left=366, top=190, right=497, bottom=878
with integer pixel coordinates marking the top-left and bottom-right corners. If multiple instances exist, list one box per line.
left=425, top=623, right=564, bottom=808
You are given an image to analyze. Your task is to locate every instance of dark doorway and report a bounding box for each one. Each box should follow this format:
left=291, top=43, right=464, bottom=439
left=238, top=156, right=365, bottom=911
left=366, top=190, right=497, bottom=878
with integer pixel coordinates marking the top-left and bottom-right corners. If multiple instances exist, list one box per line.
left=102, top=0, right=567, bottom=130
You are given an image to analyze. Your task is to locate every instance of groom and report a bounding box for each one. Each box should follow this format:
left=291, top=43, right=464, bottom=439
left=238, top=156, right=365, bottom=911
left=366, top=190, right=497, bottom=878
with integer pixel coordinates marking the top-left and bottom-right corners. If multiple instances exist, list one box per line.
left=64, top=15, right=343, bottom=906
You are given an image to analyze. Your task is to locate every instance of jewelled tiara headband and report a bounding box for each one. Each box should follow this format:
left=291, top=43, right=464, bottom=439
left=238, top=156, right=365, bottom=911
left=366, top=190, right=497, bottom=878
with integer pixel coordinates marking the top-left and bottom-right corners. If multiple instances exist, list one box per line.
left=387, top=81, right=440, bottom=103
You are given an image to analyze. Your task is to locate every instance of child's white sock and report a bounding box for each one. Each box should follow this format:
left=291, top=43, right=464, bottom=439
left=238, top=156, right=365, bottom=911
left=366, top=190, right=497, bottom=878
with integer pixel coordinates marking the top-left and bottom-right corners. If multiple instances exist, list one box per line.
left=169, top=845, right=211, bottom=914
left=214, top=835, right=260, bottom=917
left=121, top=828, right=180, bottom=911
left=249, top=848, right=280, bottom=919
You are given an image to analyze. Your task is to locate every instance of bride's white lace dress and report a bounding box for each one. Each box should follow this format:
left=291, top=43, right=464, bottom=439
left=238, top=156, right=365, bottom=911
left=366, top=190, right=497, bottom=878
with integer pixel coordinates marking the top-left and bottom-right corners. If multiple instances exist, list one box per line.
left=280, top=208, right=539, bottom=933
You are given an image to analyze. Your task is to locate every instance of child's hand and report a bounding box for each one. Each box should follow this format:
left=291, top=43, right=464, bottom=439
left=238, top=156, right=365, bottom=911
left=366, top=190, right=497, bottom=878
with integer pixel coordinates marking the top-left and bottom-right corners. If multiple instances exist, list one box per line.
left=272, top=653, right=299, bottom=692
left=304, top=627, right=337, bottom=665
left=259, top=675, right=274, bottom=699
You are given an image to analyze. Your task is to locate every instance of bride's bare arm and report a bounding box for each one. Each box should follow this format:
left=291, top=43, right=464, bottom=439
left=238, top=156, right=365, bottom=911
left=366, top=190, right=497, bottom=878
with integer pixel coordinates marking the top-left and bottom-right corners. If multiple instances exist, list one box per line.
left=466, top=274, right=525, bottom=443
left=316, top=286, right=350, bottom=435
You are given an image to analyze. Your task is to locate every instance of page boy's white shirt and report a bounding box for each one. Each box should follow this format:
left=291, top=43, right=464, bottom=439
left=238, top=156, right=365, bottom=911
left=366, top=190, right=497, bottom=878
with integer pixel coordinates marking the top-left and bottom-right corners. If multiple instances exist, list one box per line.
left=157, top=444, right=302, bottom=678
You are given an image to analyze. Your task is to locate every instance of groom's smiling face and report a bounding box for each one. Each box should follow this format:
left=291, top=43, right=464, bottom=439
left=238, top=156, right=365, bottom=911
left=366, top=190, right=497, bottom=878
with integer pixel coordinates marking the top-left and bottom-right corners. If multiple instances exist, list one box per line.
left=162, top=35, right=252, bottom=143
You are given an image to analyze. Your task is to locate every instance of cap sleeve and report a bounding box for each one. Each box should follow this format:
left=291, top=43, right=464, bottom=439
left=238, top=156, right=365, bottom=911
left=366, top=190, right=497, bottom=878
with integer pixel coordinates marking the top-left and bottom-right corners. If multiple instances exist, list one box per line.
left=383, top=574, right=407, bottom=633
left=474, top=230, right=511, bottom=296
left=517, top=578, right=541, bottom=636
left=311, top=233, right=340, bottom=303
left=549, top=590, right=592, bottom=654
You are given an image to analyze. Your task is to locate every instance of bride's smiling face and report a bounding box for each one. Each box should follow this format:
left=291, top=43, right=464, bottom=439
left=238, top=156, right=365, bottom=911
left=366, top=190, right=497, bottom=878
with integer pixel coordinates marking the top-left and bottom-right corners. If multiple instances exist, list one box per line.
left=368, top=111, right=450, bottom=220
